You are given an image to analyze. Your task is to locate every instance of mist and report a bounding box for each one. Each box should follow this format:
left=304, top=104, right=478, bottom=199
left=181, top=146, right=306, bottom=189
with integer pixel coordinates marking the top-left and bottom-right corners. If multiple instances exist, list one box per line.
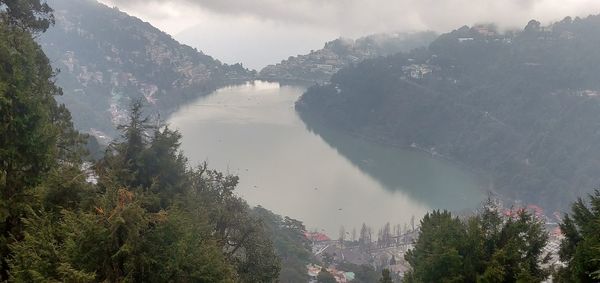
left=100, top=0, right=600, bottom=69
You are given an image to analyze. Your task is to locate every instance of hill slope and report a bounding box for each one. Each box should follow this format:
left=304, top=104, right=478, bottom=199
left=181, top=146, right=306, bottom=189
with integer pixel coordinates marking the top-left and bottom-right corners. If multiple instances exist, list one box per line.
left=39, top=0, right=254, bottom=140
left=297, top=19, right=600, bottom=211
left=259, top=32, right=436, bottom=84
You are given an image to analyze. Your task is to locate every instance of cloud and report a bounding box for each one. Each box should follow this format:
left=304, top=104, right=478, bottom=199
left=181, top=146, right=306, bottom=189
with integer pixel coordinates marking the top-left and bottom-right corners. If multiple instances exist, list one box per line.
left=102, top=0, right=600, bottom=35
left=100, top=0, right=600, bottom=69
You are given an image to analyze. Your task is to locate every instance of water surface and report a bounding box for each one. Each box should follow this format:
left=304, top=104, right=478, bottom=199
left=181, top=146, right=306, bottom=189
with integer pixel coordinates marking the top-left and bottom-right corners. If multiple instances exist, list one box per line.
left=168, top=81, right=484, bottom=235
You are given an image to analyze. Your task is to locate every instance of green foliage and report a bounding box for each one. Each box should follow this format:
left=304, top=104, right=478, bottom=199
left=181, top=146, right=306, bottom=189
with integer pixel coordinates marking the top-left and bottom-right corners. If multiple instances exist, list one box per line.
left=404, top=211, right=466, bottom=283
left=404, top=202, right=549, bottom=283
left=58, top=190, right=234, bottom=282
left=298, top=17, right=600, bottom=212
left=259, top=31, right=438, bottom=84
left=100, top=101, right=190, bottom=208
left=317, top=268, right=337, bottom=283
left=9, top=189, right=236, bottom=282
left=0, top=19, right=278, bottom=279
left=337, top=261, right=380, bottom=283
left=8, top=101, right=282, bottom=281
left=84, top=135, right=104, bottom=161
left=69, top=103, right=280, bottom=282
left=380, top=269, right=393, bottom=283
left=8, top=211, right=96, bottom=283
left=0, top=0, right=54, bottom=33
left=252, top=206, right=313, bottom=282
left=0, top=15, right=84, bottom=279
left=37, top=0, right=253, bottom=136
left=38, top=164, right=94, bottom=214
left=556, top=190, right=600, bottom=282
left=0, top=20, right=59, bottom=189
left=186, top=168, right=281, bottom=282
left=0, top=2, right=312, bottom=283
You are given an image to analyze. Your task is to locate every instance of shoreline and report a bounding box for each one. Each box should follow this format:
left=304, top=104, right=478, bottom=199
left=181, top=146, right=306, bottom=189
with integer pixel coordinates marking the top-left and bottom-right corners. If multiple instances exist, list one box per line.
left=295, top=105, right=497, bottom=201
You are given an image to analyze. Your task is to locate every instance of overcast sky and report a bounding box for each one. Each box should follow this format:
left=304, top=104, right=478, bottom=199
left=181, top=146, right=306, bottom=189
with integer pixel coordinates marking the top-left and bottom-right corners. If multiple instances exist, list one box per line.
left=99, top=0, right=600, bottom=70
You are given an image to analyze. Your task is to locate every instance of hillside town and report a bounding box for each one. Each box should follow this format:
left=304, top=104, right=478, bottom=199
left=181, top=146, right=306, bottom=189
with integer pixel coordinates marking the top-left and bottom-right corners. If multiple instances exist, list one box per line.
left=304, top=200, right=566, bottom=282
left=259, top=32, right=436, bottom=84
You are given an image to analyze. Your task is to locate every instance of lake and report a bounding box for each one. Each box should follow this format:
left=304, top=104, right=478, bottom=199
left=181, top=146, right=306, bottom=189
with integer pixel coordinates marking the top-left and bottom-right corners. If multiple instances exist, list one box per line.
left=168, top=81, right=484, bottom=236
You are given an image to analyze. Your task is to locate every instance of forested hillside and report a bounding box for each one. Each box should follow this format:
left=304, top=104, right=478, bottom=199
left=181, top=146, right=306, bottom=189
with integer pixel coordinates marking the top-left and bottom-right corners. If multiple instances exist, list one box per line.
left=38, top=0, right=254, bottom=140
left=259, top=32, right=436, bottom=84
left=0, top=2, right=310, bottom=281
left=3, top=0, right=600, bottom=282
left=297, top=18, right=600, bottom=211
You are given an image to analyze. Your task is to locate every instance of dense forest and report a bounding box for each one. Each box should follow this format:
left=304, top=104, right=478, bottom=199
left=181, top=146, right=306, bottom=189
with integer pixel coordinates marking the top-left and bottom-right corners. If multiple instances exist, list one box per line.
left=0, top=1, right=312, bottom=281
left=2, top=0, right=600, bottom=282
left=38, top=0, right=254, bottom=140
left=298, top=17, right=600, bottom=212
left=404, top=193, right=600, bottom=282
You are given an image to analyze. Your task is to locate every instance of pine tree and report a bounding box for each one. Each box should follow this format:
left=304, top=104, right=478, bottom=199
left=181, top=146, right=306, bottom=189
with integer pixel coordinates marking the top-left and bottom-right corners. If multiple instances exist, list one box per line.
left=380, top=269, right=393, bottom=283
left=187, top=167, right=281, bottom=281
left=404, top=210, right=466, bottom=283
left=0, top=0, right=54, bottom=33
left=556, top=190, right=600, bottom=282
left=0, top=9, right=84, bottom=278
left=1, top=3, right=283, bottom=282
left=404, top=204, right=549, bottom=283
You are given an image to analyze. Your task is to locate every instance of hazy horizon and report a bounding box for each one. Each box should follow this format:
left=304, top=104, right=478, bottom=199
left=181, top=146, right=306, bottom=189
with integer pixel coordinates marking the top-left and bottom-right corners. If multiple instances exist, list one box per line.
left=99, top=0, right=600, bottom=69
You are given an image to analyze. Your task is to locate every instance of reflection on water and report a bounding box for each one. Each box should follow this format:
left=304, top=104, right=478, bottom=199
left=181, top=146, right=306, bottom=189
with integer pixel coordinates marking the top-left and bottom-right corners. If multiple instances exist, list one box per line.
left=168, top=81, right=484, bottom=235
left=299, top=112, right=486, bottom=210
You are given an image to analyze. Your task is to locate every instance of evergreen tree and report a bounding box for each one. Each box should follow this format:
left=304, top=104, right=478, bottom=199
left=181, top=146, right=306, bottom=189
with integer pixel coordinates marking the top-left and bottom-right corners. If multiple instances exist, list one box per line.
left=96, top=104, right=279, bottom=282
left=380, top=268, right=393, bottom=283
left=253, top=207, right=313, bottom=282
left=404, top=210, right=466, bottom=283
left=0, top=0, right=54, bottom=33
left=100, top=100, right=153, bottom=190
left=556, top=190, right=600, bottom=282
left=9, top=186, right=236, bottom=282
left=8, top=211, right=96, bottom=282
left=187, top=167, right=281, bottom=282
left=8, top=96, right=281, bottom=281
left=139, top=125, right=189, bottom=208
left=0, top=2, right=317, bottom=283
left=404, top=203, right=549, bottom=283
left=0, top=10, right=83, bottom=278
left=317, top=268, right=337, bottom=283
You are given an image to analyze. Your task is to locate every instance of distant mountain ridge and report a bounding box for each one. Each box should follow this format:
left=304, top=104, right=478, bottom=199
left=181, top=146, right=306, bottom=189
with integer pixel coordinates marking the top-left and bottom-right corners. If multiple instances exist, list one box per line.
left=297, top=17, right=600, bottom=212
left=259, top=32, right=437, bottom=84
left=39, top=0, right=254, bottom=141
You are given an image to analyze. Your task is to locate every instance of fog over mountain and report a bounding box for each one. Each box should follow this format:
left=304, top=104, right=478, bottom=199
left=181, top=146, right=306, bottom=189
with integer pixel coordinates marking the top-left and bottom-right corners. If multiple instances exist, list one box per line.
left=4, top=0, right=600, bottom=281
left=101, top=0, right=600, bottom=69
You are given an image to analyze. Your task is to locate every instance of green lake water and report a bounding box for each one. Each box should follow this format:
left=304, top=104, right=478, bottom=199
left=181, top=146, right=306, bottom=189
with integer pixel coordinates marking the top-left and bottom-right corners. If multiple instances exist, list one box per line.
left=168, top=81, right=484, bottom=235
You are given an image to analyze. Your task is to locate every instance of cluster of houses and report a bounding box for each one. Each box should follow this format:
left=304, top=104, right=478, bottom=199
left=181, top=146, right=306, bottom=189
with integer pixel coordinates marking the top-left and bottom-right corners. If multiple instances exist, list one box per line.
left=304, top=228, right=418, bottom=282
left=304, top=200, right=567, bottom=282
left=401, top=64, right=433, bottom=80
left=260, top=48, right=347, bottom=82
left=456, top=23, right=577, bottom=45
left=259, top=39, right=384, bottom=83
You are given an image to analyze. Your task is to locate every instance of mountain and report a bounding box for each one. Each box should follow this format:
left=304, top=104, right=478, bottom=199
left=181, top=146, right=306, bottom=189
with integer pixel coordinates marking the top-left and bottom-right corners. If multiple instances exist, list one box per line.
left=259, top=32, right=437, bottom=84
left=38, top=0, right=254, bottom=141
left=297, top=18, right=600, bottom=212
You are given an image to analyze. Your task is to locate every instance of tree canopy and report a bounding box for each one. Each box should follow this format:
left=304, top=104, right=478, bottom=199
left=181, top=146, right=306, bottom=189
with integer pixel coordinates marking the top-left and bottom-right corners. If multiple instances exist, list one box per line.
left=0, top=0, right=54, bottom=33
left=298, top=16, right=600, bottom=212
left=404, top=202, right=549, bottom=283
left=556, top=190, right=600, bottom=282
left=0, top=14, right=82, bottom=279
left=0, top=6, right=284, bottom=280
